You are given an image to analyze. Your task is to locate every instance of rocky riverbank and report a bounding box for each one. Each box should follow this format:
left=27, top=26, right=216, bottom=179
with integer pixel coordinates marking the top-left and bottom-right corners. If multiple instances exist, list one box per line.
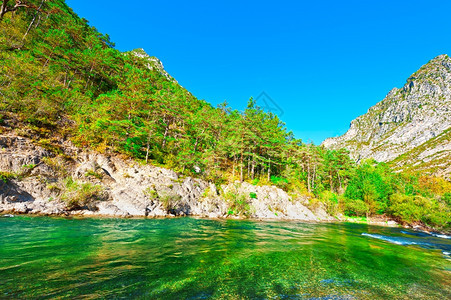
left=0, top=134, right=334, bottom=221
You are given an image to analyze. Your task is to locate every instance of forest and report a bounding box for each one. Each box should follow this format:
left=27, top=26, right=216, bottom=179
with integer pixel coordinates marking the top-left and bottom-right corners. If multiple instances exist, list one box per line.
left=0, top=0, right=450, bottom=228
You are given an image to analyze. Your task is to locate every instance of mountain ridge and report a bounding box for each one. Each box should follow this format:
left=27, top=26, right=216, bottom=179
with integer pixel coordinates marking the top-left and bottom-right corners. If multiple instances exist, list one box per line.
left=323, top=54, right=451, bottom=177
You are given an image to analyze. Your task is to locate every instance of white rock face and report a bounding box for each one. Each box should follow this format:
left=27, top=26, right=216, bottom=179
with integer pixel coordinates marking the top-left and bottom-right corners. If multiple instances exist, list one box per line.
left=128, top=48, right=177, bottom=83
left=0, top=135, right=328, bottom=221
left=323, top=54, right=451, bottom=175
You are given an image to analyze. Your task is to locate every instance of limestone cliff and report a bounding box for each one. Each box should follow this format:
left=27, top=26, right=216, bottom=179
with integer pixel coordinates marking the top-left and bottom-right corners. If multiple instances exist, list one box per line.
left=0, top=134, right=331, bottom=221
left=323, top=54, right=451, bottom=176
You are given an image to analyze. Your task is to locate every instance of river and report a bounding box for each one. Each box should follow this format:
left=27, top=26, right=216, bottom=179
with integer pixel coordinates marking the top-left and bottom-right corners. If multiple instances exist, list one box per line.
left=0, top=216, right=450, bottom=299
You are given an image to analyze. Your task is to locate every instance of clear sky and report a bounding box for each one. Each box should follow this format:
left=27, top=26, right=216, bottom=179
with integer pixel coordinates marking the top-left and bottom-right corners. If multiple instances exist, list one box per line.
left=66, top=0, right=451, bottom=144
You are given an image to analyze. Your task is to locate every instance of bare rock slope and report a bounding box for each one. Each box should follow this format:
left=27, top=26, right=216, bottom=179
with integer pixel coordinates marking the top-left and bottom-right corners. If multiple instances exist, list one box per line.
left=323, top=54, right=451, bottom=176
left=0, top=134, right=330, bottom=221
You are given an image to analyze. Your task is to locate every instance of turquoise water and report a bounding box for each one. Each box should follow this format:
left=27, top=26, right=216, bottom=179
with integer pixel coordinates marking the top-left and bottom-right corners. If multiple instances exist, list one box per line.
left=0, top=216, right=450, bottom=299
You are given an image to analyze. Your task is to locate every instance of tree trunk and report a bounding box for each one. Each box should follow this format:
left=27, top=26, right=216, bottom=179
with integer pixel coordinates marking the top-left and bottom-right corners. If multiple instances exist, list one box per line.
left=22, top=0, right=44, bottom=40
left=240, top=154, right=243, bottom=182
left=162, top=124, right=169, bottom=149
left=0, top=0, right=9, bottom=20
left=0, top=1, right=34, bottom=21
left=330, top=172, right=333, bottom=192
left=251, top=154, right=255, bottom=180
left=247, top=156, right=250, bottom=179
left=145, top=129, right=152, bottom=163
left=267, top=158, right=271, bottom=182
left=312, top=164, right=316, bottom=190
left=232, top=156, right=236, bottom=179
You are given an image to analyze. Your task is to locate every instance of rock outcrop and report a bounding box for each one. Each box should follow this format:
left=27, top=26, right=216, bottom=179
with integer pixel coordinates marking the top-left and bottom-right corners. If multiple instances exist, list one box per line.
left=323, top=54, right=451, bottom=176
left=129, top=48, right=177, bottom=83
left=0, top=134, right=330, bottom=221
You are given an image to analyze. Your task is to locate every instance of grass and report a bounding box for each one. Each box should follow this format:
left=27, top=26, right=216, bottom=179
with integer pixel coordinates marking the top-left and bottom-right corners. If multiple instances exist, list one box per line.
left=225, top=192, right=252, bottom=217
left=85, top=169, right=104, bottom=180
left=159, top=192, right=182, bottom=212
left=61, top=177, right=104, bottom=210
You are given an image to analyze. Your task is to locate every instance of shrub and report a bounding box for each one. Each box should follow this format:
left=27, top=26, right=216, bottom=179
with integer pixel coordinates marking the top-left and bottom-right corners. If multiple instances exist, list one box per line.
left=389, top=193, right=430, bottom=224
left=144, top=187, right=159, bottom=200
left=389, top=193, right=450, bottom=228
left=0, top=171, right=16, bottom=183
left=85, top=169, right=104, bottom=180
left=249, top=192, right=257, bottom=199
left=270, top=176, right=289, bottom=190
left=342, top=198, right=368, bottom=217
left=319, top=191, right=340, bottom=216
left=442, top=193, right=451, bottom=206
left=46, top=183, right=61, bottom=192
left=159, top=192, right=182, bottom=212
left=225, top=192, right=252, bottom=216
left=42, top=156, right=69, bottom=177
left=62, top=177, right=104, bottom=210
left=344, top=161, right=394, bottom=215
left=22, top=164, right=36, bottom=170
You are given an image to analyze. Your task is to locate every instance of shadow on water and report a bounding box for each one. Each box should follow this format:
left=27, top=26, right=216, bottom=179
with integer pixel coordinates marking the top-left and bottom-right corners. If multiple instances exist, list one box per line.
left=0, top=217, right=450, bottom=299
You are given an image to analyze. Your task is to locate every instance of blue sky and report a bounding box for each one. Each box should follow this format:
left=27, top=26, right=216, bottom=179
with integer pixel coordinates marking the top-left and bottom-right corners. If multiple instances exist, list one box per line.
left=67, top=0, right=451, bottom=144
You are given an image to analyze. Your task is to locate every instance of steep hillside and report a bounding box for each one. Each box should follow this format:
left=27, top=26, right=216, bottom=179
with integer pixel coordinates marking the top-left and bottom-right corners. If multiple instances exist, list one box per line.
left=0, top=1, right=449, bottom=228
left=0, top=0, right=292, bottom=182
left=323, top=54, right=451, bottom=176
left=129, top=48, right=178, bottom=83
left=390, top=128, right=451, bottom=177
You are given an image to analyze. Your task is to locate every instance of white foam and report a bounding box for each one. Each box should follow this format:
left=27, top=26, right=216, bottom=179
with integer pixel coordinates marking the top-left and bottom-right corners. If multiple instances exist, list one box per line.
left=361, top=233, right=417, bottom=245
left=431, top=233, right=451, bottom=239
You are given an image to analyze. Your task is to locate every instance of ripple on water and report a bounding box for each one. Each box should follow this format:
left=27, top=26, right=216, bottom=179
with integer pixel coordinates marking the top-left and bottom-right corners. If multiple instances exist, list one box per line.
left=0, top=217, right=450, bottom=299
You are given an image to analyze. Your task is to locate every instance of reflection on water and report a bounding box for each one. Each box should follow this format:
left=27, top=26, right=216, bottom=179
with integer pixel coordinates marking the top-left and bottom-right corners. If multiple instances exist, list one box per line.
left=0, top=216, right=450, bottom=299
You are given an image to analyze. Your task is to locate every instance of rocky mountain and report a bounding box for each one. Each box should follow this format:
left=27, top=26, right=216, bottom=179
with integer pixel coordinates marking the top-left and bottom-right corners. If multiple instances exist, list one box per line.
left=323, top=54, right=451, bottom=177
left=129, top=48, right=177, bottom=83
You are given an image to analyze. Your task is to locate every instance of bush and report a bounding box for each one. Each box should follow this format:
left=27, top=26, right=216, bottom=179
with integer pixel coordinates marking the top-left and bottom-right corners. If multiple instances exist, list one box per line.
left=62, top=177, right=104, bottom=210
left=270, top=176, right=289, bottom=190
left=249, top=192, right=257, bottom=199
left=342, top=198, right=368, bottom=217
left=225, top=192, right=252, bottom=216
left=144, top=187, right=159, bottom=200
left=442, top=193, right=451, bottom=206
left=158, top=192, right=182, bottom=212
left=319, top=191, right=340, bottom=216
left=388, top=193, right=428, bottom=224
left=344, top=161, right=394, bottom=215
left=389, top=193, right=450, bottom=228
left=0, top=171, right=16, bottom=183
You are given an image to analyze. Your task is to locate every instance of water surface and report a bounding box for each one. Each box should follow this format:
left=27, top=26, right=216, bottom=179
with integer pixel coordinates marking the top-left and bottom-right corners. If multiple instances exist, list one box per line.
left=0, top=216, right=450, bottom=299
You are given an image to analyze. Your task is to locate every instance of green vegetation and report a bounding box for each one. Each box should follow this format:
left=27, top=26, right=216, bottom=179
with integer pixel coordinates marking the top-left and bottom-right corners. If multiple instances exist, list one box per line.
left=159, top=192, right=182, bottom=212
left=62, top=177, right=104, bottom=210
left=0, top=0, right=449, bottom=228
left=338, top=160, right=450, bottom=228
left=225, top=192, right=252, bottom=216
left=144, top=187, right=159, bottom=200
left=0, top=171, right=16, bottom=182
left=85, top=169, right=103, bottom=180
